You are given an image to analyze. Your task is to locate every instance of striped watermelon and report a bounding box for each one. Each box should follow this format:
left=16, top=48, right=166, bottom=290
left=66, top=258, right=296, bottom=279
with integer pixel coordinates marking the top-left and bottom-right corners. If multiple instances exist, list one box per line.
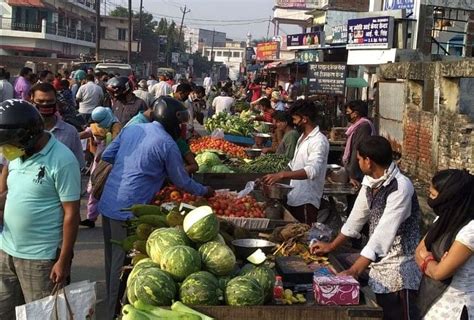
left=127, top=258, right=159, bottom=288
left=225, top=276, right=264, bottom=306
left=183, top=206, right=219, bottom=243
left=238, top=263, right=256, bottom=276
left=127, top=266, right=176, bottom=306
left=243, top=265, right=275, bottom=302
left=160, top=245, right=202, bottom=281
left=198, top=241, right=236, bottom=276
left=146, top=227, right=190, bottom=264
left=179, top=271, right=223, bottom=305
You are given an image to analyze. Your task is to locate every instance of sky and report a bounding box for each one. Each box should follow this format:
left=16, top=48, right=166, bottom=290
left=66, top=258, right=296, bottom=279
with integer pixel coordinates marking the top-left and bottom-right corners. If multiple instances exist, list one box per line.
left=108, top=0, right=297, bottom=41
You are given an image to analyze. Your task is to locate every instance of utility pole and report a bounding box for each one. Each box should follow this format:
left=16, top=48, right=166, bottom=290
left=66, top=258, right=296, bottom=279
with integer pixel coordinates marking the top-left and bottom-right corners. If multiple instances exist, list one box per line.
left=138, top=0, right=143, bottom=57
left=95, top=0, right=100, bottom=60
left=210, top=28, right=215, bottom=79
left=128, top=0, right=132, bottom=64
left=266, top=16, right=271, bottom=40
left=178, top=5, right=191, bottom=50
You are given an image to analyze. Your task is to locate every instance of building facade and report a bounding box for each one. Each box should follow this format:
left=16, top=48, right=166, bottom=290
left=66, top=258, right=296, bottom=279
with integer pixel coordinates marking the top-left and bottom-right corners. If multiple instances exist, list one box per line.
left=0, top=0, right=97, bottom=58
left=184, top=27, right=226, bottom=54
left=201, top=41, right=245, bottom=80
left=99, top=15, right=138, bottom=61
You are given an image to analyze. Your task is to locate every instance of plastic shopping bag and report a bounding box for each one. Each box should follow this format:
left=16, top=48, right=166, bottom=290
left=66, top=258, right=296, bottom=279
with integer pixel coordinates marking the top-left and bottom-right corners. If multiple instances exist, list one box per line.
left=16, top=280, right=96, bottom=320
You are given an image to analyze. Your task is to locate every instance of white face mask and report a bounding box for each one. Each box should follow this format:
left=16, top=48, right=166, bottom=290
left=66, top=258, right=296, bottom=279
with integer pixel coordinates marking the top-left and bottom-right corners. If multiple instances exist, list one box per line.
left=364, top=162, right=396, bottom=189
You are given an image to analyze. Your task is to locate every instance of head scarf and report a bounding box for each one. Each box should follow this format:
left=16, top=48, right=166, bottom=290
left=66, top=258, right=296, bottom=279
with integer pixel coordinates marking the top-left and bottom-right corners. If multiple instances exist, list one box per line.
left=425, top=169, right=474, bottom=253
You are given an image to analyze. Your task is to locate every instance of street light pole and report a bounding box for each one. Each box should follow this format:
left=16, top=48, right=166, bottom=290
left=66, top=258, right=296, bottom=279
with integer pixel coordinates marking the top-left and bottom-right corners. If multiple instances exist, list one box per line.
left=95, top=0, right=100, bottom=60
left=127, top=0, right=132, bottom=64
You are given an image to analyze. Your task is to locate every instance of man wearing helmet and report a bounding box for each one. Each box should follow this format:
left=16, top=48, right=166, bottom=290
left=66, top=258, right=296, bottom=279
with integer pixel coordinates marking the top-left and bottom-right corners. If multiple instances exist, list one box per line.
left=98, top=96, right=214, bottom=318
left=106, top=76, right=147, bottom=125
left=0, top=100, right=81, bottom=319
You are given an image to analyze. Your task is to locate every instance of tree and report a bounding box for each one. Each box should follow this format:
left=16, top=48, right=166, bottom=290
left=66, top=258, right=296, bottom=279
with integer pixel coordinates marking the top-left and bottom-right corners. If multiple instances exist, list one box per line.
left=109, top=6, right=128, bottom=17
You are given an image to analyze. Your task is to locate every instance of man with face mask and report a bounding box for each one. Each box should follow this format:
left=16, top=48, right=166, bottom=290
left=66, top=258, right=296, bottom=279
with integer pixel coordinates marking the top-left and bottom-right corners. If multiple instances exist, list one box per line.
left=0, top=99, right=81, bottom=319
left=107, top=76, right=147, bottom=125
left=30, top=83, right=85, bottom=168
left=262, top=99, right=329, bottom=225
left=98, top=96, right=214, bottom=319
left=311, top=136, right=421, bottom=320
left=343, top=100, right=376, bottom=188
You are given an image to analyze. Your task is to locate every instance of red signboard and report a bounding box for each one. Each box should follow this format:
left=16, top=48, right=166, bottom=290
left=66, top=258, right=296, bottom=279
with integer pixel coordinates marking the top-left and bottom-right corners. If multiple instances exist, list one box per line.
left=256, top=42, right=279, bottom=61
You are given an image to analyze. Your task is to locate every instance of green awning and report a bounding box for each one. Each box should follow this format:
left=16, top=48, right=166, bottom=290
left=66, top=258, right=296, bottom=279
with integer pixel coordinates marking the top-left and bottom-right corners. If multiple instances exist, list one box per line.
left=346, top=77, right=369, bottom=88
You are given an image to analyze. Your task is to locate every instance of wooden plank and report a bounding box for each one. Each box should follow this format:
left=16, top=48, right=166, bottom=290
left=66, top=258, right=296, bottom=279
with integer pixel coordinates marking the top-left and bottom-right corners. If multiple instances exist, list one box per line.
left=191, top=305, right=382, bottom=320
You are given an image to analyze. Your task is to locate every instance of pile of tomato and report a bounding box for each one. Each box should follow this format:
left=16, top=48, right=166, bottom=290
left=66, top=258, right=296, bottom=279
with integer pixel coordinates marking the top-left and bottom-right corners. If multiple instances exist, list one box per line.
left=153, top=185, right=203, bottom=206
left=189, top=137, right=246, bottom=159
left=208, top=193, right=265, bottom=218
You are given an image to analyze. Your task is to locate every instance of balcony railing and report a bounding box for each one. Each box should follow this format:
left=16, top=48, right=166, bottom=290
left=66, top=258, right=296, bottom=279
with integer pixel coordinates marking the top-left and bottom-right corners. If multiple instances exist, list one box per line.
left=0, top=17, right=95, bottom=43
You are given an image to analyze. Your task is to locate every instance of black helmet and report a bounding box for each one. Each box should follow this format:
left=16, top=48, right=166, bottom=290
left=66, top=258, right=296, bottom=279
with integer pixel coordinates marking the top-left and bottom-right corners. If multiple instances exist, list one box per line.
left=151, top=96, right=189, bottom=140
left=106, top=76, right=132, bottom=99
left=0, top=99, right=44, bottom=154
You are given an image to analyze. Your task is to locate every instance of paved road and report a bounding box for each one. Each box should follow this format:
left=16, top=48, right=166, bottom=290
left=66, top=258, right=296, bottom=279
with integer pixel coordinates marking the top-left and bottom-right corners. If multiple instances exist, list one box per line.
left=72, top=179, right=107, bottom=318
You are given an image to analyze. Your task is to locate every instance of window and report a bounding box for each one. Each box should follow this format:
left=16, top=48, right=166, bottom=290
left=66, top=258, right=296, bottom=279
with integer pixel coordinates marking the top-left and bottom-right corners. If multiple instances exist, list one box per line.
left=216, top=51, right=222, bottom=57
left=118, top=28, right=127, bottom=41
left=223, top=51, right=231, bottom=57
left=205, top=50, right=211, bottom=57
left=100, top=27, right=106, bottom=39
left=233, top=51, right=240, bottom=58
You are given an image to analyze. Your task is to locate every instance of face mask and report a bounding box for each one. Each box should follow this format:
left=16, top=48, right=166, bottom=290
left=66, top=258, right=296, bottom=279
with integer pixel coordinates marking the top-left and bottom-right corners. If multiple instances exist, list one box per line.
left=0, top=144, right=25, bottom=161
left=346, top=112, right=355, bottom=123
left=36, top=103, right=57, bottom=116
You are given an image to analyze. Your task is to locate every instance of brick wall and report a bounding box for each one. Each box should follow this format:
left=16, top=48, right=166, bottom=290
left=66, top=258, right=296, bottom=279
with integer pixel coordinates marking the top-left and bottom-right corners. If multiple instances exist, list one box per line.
left=438, top=109, right=474, bottom=172
left=329, top=0, right=369, bottom=12
left=402, top=104, right=435, bottom=183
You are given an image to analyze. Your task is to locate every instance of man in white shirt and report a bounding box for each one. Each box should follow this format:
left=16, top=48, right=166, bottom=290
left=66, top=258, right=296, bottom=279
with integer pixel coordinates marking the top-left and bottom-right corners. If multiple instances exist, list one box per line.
left=212, top=88, right=235, bottom=115
left=76, top=74, right=104, bottom=122
left=133, top=80, right=155, bottom=107
left=262, top=100, right=329, bottom=224
left=149, top=74, right=172, bottom=98
left=311, top=136, right=421, bottom=320
left=146, top=74, right=158, bottom=89
left=203, top=74, right=212, bottom=96
left=0, top=68, right=13, bottom=102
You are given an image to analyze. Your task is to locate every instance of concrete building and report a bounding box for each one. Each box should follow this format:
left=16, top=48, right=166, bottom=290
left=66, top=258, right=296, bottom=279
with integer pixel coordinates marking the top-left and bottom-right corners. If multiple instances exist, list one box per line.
left=0, top=0, right=97, bottom=58
left=201, top=41, right=245, bottom=80
left=99, top=15, right=138, bottom=61
left=184, top=27, right=226, bottom=54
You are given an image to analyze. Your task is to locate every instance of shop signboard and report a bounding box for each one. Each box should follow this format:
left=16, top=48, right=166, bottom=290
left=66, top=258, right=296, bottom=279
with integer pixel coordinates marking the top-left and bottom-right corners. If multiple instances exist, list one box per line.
left=383, top=0, right=414, bottom=10
left=256, top=41, right=280, bottom=61
left=295, top=50, right=321, bottom=63
left=347, top=16, right=394, bottom=49
left=307, top=63, right=347, bottom=95
left=275, top=0, right=319, bottom=9
left=330, top=24, right=348, bottom=44
left=286, top=32, right=325, bottom=50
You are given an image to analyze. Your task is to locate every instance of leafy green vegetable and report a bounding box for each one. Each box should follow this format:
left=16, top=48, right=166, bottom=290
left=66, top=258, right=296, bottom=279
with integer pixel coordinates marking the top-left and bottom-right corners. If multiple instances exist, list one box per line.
left=196, top=152, right=222, bottom=167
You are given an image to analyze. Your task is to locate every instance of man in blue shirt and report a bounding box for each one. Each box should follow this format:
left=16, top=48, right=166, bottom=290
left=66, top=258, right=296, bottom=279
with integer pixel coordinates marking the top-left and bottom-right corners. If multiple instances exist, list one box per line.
left=98, top=96, right=213, bottom=319
left=0, top=100, right=81, bottom=319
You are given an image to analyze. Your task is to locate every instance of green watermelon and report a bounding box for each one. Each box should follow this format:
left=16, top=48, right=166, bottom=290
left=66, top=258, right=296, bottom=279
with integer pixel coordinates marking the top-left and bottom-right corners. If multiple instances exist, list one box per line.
left=127, top=259, right=159, bottom=288
left=225, top=276, right=264, bottom=306
left=245, top=265, right=275, bottom=302
left=160, top=245, right=202, bottom=281
left=183, top=206, right=219, bottom=243
left=146, top=227, right=190, bottom=264
left=238, top=263, right=256, bottom=276
left=128, top=266, right=177, bottom=306
left=179, top=271, right=223, bottom=305
left=198, top=241, right=236, bottom=276
left=217, top=276, right=232, bottom=291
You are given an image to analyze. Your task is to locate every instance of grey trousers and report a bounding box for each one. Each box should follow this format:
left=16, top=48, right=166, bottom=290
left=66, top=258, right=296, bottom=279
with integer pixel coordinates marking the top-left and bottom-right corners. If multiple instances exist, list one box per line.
left=102, top=216, right=127, bottom=320
left=0, top=250, right=55, bottom=319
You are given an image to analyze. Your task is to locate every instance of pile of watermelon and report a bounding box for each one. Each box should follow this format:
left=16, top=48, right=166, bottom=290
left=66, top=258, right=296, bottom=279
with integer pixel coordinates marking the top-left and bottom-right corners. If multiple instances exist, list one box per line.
left=121, top=205, right=275, bottom=309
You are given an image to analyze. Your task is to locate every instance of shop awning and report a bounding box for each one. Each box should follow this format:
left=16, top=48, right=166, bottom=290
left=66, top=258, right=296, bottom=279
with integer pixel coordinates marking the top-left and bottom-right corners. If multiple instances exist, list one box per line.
left=6, top=0, right=56, bottom=11
left=263, top=61, right=283, bottom=69
left=346, top=77, right=368, bottom=88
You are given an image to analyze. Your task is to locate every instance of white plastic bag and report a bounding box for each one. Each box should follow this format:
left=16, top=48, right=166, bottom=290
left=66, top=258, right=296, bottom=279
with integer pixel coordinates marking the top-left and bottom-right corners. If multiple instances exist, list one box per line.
left=210, top=128, right=225, bottom=139
left=16, top=280, right=96, bottom=320
left=237, top=181, right=255, bottom=198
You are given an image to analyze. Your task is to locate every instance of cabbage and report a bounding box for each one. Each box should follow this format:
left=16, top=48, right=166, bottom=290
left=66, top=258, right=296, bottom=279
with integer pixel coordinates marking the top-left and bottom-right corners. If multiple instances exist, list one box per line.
left=196, top=152, right=221, bottom=167
left=197, top=164, right=212, bottom=173
left=210, top=165, right=234, bottom=173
